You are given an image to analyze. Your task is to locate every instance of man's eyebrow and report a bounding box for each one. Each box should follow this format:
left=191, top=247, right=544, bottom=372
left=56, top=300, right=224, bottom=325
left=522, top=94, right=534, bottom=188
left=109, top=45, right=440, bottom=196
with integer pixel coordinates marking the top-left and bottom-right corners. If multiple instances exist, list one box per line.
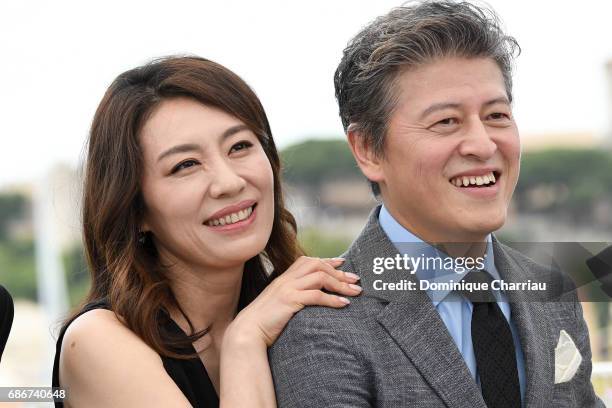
left=418, top=96, right=511, bottom=121
left=482, top=96, right=510, bottom=107
left=419, top=102, right=460, bottom=121
left=156, top=124, right=250, bottom=163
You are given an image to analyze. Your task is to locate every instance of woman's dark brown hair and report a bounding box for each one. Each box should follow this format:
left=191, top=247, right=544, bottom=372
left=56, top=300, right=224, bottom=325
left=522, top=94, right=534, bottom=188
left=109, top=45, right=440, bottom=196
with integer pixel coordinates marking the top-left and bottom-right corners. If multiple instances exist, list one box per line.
left=71, top=55, right=302, bottom=358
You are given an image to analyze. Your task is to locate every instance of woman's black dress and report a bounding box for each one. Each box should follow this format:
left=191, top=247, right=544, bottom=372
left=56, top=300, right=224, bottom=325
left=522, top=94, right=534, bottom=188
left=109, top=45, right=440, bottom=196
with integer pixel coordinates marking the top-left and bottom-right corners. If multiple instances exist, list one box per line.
left=52, top=299, right=219, bottom=407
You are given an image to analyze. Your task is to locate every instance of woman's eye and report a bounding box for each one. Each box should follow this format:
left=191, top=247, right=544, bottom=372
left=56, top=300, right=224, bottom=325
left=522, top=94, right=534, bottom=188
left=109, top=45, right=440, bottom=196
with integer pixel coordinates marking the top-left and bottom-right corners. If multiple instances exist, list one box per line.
left=229, top=140, right=253, bottom=154
left=171, top=159, right=199, bottom=174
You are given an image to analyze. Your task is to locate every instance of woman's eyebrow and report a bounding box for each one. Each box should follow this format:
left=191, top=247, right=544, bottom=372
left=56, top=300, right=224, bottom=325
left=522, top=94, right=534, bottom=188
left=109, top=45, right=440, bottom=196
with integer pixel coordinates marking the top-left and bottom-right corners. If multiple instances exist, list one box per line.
left=157, top=143, right=201, bottom=163
left=221, top=124, right=250, bottom=140
left=156, top=124, right=251, bottom=163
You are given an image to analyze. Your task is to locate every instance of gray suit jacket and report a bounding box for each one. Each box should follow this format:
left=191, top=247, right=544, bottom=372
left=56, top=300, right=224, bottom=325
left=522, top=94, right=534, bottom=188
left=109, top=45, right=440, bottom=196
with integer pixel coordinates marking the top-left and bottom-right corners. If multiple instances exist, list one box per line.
left=269, top=206, right=604, bottom=407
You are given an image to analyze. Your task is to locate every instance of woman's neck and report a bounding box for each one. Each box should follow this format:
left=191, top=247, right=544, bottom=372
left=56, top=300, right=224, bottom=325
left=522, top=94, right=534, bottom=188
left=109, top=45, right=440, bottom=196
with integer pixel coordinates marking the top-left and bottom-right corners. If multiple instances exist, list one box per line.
left=166, top=260, right=245, bottom=338
left=163, top=259, right=245, bottom=394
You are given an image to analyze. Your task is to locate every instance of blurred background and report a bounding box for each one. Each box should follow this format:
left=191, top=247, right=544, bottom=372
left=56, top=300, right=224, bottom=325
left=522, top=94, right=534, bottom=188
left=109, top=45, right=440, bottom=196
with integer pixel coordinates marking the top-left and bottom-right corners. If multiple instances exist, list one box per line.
left=1, top=0, right=611, bottom=406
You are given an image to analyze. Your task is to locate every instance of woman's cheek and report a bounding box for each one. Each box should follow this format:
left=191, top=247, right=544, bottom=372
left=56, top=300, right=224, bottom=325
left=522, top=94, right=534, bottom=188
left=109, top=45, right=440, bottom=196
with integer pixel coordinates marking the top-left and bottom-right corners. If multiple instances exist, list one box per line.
left=250, top=152, right=275, bottom=192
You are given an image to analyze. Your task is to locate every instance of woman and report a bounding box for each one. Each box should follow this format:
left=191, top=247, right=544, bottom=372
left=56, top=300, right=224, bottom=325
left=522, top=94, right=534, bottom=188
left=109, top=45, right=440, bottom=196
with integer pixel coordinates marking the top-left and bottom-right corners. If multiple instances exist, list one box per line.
left=52, top=56, right=362, bottom=407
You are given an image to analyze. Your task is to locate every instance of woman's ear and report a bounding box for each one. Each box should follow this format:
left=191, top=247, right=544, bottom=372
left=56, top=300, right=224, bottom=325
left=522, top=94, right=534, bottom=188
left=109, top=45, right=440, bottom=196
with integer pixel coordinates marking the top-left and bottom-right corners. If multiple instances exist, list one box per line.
left=346, top=125, right=385, bottom=185
left=138, top=220, right=150, bottom=244
left=140, top=217, right=150, bottom=234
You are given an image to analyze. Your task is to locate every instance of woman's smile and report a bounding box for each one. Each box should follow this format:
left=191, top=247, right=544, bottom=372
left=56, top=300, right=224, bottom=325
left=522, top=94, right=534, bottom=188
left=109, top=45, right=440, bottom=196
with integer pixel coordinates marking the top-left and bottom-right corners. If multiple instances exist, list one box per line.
left=204, top=201, right=258, bottom=233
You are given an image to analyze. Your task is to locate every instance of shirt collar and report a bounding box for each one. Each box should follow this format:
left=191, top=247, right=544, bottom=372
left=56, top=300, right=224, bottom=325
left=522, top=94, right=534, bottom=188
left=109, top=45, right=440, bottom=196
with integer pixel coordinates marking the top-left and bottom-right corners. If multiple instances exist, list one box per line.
left=378, top=204, right=500, bottom=305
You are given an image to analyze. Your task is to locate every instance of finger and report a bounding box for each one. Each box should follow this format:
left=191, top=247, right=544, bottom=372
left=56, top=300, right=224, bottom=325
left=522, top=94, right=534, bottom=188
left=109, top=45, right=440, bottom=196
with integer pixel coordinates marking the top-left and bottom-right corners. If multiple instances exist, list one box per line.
left=285, top=257, right=336, bottom=279
left=322, top=257, right=345, bottom=267
left=295, top=271, right=362, bottom=297
left=295, top=290, right=351, bottom=308
left=283, top=257, right=358, bottom=283
left=267, top=256, right=318, bottom=290
left=316, top=259, right=361, bottom=283
left=320, top=258, right=361, bottom=282
left=277, top=256, right=317, bottom=281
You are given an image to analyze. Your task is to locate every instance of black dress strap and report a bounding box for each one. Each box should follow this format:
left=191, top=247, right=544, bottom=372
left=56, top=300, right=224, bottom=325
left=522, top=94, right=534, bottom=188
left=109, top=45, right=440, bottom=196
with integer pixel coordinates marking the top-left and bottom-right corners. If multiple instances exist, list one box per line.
left=52, top=300, right=219, bottom=407
left=160, top=317, right=219, bottom=407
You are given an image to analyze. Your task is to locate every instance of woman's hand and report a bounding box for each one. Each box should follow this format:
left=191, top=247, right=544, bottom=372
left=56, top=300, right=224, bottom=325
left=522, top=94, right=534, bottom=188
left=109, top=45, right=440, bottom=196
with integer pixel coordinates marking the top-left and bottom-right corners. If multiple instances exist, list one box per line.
left=219, top=256, right=360, bottom=408
left=224, top=256, right=361, bottom=349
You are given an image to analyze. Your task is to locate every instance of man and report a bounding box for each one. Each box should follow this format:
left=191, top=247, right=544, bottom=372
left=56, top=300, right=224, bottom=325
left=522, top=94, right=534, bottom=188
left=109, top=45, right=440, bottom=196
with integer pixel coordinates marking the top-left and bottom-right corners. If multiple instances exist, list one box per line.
left=269, top=1, right=604, bottom=407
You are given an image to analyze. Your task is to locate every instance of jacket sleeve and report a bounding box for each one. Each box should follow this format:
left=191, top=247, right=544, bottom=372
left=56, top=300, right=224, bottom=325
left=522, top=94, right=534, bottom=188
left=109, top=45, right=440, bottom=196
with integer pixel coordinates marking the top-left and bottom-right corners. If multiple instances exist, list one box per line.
left=268, top=307, right=374, bottom=408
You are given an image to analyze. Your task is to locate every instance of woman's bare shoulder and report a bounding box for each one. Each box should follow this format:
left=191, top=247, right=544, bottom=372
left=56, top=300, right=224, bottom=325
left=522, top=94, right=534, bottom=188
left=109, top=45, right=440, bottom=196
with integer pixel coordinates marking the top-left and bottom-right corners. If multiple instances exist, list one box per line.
left=61, top=308, right=147, bottom=356
left=59, top=308, right=191, bottom=408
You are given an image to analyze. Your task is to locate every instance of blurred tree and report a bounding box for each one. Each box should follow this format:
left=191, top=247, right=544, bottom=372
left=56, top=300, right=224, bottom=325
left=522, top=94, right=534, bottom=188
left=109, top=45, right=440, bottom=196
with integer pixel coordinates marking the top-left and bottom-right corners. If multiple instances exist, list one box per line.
left=0, top=193, right=28, bottom=241
left=515, top=149, right=612, bottom=221
left=281, top=139, right=362, bottom=187
left=0, top=240, right=37, bottom=301
left=299, top=228, right=351, bottom=258
left=0, top=192, right=36, bottom=300
left=62, top=244, right=90, bottom=307
left=1, top=145, right=610, bottom=302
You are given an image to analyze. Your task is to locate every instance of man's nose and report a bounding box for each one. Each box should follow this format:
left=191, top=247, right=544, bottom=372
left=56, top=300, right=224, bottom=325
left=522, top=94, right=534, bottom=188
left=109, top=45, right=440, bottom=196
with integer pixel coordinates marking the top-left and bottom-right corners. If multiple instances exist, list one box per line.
left=457, top=118, right=497, bottom=160
left=209, top=159, right=247, bottom=199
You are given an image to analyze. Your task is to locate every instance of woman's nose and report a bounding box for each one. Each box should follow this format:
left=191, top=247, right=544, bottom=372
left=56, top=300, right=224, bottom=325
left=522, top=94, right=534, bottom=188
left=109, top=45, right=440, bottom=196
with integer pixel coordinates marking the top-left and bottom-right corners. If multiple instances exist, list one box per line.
left=208, top=160, right=247, bottom=199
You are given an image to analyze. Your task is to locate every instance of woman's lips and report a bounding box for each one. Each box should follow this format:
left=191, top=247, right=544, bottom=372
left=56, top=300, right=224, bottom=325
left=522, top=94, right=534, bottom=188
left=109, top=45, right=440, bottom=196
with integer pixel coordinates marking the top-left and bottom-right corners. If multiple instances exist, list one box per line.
left=204, top=204, right=257, bottom=232
left=204, top=199, right=256, bottom=223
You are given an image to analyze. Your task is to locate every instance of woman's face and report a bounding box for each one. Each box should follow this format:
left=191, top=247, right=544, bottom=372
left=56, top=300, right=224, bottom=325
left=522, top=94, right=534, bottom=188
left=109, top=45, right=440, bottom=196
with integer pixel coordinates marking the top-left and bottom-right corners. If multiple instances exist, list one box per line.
left=139, top=97, right=275, bottom=271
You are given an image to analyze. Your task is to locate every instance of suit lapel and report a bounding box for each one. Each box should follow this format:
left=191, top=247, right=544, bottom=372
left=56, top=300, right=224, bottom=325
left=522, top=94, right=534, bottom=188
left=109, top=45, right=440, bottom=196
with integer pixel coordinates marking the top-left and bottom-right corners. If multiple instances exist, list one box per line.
left=349, top=207, right=487, bottom=408
left=376, top=300, right=488, bottom=408
left=493, top=239, right=555, bottom=408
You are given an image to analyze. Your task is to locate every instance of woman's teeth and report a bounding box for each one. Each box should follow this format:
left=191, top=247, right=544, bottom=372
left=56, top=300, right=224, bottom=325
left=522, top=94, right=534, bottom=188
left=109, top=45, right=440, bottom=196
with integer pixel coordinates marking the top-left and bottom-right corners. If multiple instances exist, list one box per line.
left=206, top=206, right=253, bottom=227
left=450, top=171, right=497, bottom=187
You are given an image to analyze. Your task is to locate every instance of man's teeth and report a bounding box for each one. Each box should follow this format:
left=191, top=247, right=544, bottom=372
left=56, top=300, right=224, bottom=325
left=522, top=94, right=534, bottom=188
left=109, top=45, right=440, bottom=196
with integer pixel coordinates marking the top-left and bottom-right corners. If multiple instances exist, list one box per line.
left=207, top=206, right=253, bottom=226
left=450, top=172, right=496, bottom=187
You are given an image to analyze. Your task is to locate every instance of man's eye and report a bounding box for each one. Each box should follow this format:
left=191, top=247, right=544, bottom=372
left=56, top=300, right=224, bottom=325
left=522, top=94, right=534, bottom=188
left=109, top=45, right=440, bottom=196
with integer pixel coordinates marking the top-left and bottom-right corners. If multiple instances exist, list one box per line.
left=433, top=118, right=458, bottom=127
left=171, top=159, right=199, bottom=174
left=230, top=141, right=253, bottom=154
left=488, top=112, right=510, bottom=120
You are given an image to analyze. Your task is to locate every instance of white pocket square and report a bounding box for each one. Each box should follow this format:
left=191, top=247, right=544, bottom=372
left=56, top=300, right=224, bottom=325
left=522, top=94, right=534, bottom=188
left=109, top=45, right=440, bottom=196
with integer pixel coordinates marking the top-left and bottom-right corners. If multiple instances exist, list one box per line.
left=554, top=329, right=582, bottom=384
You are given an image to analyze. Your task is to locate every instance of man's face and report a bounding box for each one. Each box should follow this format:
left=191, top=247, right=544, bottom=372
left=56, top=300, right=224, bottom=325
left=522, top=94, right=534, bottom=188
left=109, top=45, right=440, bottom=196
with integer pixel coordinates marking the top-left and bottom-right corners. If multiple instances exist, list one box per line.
left=364, top=57, right=520, bottom=243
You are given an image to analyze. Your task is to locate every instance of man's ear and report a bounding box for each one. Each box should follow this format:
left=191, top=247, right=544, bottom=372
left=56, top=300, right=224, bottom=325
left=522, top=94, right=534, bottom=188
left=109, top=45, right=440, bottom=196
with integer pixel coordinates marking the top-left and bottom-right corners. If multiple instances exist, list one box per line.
left=347, top=125, right=385, bottom=184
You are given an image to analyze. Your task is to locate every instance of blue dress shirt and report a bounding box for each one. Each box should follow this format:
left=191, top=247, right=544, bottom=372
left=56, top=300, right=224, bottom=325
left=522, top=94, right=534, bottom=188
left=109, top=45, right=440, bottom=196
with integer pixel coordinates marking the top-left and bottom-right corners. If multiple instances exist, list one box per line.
left=378, top=205, right=526, bottom=404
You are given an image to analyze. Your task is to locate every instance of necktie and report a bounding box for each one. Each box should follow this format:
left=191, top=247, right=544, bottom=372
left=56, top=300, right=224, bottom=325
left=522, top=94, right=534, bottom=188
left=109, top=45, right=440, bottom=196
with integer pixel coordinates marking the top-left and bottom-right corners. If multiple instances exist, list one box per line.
left=458, top=271, right=521, bottom=408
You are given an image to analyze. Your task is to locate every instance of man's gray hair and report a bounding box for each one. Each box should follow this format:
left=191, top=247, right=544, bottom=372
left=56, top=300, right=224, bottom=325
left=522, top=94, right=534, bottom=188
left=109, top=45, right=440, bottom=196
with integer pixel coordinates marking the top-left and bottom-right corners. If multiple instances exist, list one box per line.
left=334, top=0, right=520, bottom=196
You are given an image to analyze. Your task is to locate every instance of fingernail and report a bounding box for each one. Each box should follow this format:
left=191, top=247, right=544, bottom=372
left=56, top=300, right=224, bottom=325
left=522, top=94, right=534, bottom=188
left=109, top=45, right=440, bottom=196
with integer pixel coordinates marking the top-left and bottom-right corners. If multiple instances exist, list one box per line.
left=337, top=296, right=351, bottom=304
left=348, top=284, right=362, bottom=292
left=345, top=272, right=360, bottom=281
left=332, top=257, right=345, bottom=263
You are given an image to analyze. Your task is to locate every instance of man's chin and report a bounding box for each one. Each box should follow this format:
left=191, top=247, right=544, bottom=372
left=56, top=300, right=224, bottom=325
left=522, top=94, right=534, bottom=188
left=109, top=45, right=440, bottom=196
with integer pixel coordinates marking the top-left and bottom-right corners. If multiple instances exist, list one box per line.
left=460, top=216, right=506, bottom=240
left=446, top=210, right=506, bottom=241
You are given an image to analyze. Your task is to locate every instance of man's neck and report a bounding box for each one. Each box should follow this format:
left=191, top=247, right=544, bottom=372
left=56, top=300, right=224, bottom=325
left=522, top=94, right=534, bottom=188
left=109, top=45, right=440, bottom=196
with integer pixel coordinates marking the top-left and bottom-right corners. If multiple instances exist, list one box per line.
left=381, top=203, right=489, bottom=258
left=435, top=241, right=488, bottom=259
